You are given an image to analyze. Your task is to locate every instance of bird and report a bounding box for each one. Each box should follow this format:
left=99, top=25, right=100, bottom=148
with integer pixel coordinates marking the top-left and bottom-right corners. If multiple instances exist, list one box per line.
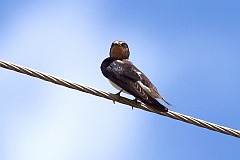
left=100, top=40, right=171, bottom=112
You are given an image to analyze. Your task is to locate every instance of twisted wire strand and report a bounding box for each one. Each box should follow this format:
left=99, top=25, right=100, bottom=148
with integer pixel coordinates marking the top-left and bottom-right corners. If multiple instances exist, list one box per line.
left=0, top=60, right=239, bottom=138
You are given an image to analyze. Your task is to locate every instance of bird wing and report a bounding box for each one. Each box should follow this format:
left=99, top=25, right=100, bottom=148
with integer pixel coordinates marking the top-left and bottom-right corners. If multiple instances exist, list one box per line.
left=123, top=60, right=173, bottom=106
left=103, top=59, right=168, bottom=111
left=107, top=60, right=149, bottom=100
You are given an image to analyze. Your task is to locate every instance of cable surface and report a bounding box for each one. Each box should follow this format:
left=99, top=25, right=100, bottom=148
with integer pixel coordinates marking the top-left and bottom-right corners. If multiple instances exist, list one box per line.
left=0, top=60, right=239, bottom=138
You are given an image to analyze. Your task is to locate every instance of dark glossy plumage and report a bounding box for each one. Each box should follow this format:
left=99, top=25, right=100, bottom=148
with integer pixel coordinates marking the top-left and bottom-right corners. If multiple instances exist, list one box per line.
left=101, top=57, right=168, bottom=112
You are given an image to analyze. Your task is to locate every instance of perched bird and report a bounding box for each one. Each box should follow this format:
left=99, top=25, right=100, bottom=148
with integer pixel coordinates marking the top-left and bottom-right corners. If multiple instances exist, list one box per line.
left=101, top=40, right=171, bottom=112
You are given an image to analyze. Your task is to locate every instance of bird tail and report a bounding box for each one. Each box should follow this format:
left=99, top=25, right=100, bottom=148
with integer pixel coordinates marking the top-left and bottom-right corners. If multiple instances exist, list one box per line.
left=143, top=96, right=168, bottom=112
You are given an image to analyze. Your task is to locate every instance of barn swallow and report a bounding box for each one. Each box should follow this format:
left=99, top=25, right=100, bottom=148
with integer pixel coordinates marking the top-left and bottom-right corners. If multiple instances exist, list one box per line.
left=101, top=40, right=171, bottom=112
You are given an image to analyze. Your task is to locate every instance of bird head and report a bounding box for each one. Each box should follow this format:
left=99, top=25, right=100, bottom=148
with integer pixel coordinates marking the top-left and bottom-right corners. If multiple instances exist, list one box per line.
left=109, top=40, right=130, bottom=60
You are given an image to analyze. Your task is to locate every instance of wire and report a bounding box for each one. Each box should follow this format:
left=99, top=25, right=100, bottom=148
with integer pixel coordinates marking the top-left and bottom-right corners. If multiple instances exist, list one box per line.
left=0, top=60, right=239, bottom=138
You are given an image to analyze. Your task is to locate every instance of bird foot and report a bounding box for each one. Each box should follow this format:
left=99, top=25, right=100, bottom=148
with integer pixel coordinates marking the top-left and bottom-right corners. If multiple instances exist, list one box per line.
left=112, top=90, right=123, bottom=104
left=131, top=98, right=138, bottom=110
left=115, top=90, right=123, bottom=96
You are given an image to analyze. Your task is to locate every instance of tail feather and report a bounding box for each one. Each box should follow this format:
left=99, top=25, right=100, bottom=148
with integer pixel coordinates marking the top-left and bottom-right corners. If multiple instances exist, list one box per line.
left=141, top=96, right=168, bottom=112
left=161, top=97, right=173, bottom=106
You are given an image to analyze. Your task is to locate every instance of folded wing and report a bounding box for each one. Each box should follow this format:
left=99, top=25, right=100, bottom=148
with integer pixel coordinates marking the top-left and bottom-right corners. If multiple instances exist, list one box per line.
left=101, top=58, right=168, bottom=112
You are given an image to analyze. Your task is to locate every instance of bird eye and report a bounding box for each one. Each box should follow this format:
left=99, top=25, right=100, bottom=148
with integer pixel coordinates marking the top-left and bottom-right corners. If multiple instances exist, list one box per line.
left=121, top=43, right=128, bottom=48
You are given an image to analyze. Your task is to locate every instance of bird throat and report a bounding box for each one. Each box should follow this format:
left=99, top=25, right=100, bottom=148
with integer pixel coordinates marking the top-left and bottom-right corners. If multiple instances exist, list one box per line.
left=110, top=46, right=126, bottom=59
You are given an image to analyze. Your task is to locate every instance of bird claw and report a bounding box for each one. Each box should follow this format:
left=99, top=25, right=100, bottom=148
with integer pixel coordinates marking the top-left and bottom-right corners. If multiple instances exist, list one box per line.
left=115, top=90, right=123, bottom=96
left=112, top=90, right=123, bottom=104
left=131, top=98, right=138, bottom=110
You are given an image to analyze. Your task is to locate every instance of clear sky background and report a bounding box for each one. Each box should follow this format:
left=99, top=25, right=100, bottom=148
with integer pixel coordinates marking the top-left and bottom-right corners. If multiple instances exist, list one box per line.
left=1, top=0, right=239, bottom=160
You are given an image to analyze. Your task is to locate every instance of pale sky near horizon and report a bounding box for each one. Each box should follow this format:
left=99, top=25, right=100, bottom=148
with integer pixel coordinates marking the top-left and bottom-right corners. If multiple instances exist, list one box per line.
left=1, top=1, right=239, bottom=160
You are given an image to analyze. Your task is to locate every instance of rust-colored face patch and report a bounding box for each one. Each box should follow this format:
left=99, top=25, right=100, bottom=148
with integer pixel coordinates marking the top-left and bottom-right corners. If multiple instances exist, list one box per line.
left=109, top=40, right=130, bottom=60
left=110, top=45, right=126, bottom=59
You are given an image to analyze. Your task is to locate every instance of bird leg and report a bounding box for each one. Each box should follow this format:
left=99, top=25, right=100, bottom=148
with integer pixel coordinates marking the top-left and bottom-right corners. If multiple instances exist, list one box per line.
left=115, top=89, right=123, bottom=96
left=113, top=89, right=123, bottom=104
left=131, top=98, right=138, bottom=110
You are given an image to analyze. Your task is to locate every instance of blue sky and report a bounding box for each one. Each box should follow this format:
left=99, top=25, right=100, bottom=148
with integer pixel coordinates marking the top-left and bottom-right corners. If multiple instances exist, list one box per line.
left=0, top=0, right=239, bottom=159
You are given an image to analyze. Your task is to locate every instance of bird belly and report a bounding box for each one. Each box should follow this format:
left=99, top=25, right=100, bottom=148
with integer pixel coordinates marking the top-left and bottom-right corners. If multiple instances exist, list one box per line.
left=108, top=80, right=130, bottom=94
